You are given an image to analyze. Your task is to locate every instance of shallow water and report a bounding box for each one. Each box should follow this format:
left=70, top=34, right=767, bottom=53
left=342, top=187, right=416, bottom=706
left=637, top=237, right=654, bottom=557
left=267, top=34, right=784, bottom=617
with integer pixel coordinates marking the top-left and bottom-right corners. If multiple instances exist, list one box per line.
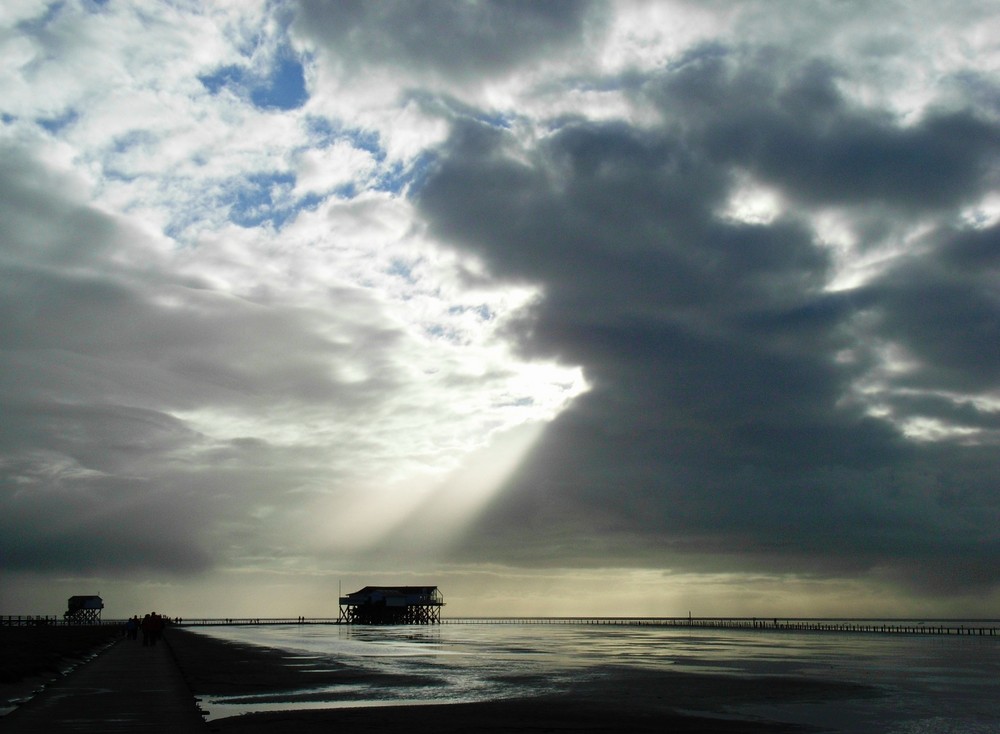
left=191, top=622, right=1000, bottom=732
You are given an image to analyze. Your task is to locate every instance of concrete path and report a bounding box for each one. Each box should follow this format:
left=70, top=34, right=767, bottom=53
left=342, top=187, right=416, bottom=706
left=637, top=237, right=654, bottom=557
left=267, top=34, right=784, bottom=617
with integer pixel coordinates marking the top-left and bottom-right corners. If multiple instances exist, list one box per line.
left=0, top=635, right=208, bottom=733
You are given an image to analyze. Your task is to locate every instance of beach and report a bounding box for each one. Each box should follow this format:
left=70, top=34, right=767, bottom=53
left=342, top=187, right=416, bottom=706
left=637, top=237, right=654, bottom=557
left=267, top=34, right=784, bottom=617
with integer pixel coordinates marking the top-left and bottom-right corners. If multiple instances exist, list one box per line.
left=4, top=623, right=996, bottom=733
left=0, top=624, right=123, bottom=714
left=165, top=627, right=872, bottom=733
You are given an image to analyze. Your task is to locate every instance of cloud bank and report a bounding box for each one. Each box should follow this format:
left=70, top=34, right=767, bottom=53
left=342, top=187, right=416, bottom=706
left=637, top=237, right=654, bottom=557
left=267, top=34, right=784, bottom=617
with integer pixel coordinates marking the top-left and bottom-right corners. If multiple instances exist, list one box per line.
left=1, top=0, right=998, bottom=616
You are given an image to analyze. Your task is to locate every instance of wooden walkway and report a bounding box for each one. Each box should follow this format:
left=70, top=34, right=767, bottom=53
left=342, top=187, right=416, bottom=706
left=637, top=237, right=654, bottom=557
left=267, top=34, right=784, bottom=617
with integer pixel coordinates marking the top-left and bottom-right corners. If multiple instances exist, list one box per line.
left=0, top=634, right=207, bottom=733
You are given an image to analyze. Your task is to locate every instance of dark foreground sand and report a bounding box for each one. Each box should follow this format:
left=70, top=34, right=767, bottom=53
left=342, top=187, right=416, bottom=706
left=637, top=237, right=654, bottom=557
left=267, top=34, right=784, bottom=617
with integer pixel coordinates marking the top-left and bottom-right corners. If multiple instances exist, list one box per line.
left=166, top=628, right=881, bottom=733
left=1, top=624, right=125, bottom=717
left=0, top=625, right=123, bottom=685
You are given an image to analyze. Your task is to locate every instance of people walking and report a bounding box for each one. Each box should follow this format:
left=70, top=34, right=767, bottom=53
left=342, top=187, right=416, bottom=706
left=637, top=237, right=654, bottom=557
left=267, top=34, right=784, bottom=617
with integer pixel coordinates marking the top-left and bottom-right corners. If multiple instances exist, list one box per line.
left=148, top=612, right=163, bottom=646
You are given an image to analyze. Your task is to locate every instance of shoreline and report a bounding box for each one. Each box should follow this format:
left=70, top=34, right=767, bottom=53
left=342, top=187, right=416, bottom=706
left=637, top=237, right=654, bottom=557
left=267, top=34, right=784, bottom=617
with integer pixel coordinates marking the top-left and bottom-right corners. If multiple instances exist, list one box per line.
left=165, top=628, right=877, bottom=733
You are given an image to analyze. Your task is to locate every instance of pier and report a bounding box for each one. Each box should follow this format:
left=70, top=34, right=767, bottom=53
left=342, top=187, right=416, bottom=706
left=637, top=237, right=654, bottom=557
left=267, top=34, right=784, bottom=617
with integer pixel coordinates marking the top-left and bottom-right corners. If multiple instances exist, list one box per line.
left=171, top=617, right=998, bottom=636
left=4, top=616, right=996, bottom=636
left=439, top=617, right=1000, bottom=636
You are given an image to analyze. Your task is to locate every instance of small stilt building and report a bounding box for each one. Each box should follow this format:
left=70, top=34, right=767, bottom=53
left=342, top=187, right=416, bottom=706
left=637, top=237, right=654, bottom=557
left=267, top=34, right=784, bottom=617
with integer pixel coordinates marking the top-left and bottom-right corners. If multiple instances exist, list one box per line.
left=64, top=595, right=104, bottom=624
left=338, top=586, right=444, bottom=625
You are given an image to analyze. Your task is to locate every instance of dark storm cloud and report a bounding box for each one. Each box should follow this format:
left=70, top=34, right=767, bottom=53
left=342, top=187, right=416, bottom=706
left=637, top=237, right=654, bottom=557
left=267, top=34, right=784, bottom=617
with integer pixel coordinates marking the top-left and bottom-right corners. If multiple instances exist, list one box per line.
left=416, top=49, right=1000, bottom=592
left=293, top=0, right=600, bottom=82
left=0, top=140, right=409, bottom=576
left=1, top=476, right=215, bottom=576
left=864, top=223, right=1000, bottom=393
left=649, top=52, right=1000, bottom=212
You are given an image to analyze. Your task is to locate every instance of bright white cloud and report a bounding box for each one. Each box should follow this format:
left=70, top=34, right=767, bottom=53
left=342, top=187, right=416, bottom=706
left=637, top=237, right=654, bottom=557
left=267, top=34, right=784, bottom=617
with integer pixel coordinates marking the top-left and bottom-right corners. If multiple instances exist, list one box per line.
left=293, top=140, right=377, bottom=195
left=0, top=0, right=589, bottom=600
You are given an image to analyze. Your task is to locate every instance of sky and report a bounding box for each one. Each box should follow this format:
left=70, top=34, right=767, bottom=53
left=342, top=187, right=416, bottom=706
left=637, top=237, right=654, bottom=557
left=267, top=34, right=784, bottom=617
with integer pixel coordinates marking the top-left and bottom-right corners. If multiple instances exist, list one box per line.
left=2, top=1, right=999, bottom=620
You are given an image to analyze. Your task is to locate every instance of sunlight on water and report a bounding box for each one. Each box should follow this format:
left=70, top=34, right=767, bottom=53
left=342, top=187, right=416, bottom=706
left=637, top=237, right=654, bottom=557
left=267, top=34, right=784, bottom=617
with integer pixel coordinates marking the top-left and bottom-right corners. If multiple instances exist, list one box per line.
left=191, top=622, right=1000, bottom=731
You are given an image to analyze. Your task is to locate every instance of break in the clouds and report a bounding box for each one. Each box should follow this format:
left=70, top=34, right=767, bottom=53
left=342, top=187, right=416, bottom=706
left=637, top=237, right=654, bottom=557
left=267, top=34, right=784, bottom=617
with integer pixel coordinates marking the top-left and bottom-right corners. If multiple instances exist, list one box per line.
left=1, top=1, right=999, bottom=617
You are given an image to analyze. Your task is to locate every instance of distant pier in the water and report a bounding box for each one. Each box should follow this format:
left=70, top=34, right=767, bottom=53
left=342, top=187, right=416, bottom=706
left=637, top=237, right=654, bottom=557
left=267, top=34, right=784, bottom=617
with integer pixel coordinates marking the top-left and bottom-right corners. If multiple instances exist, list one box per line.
left=440, top=617, right=999, bottom=636
left=4, top=615, right=997, bottom=636
left=113, top=616, right=1000, bottom=636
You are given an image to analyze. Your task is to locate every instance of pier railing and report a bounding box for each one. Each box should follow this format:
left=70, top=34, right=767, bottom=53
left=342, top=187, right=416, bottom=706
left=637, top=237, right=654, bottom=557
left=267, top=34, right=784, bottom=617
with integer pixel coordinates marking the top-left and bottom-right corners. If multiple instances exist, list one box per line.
left=4, top=615, right=996, bottom=636
left=440, top=617, right=999, bottom=636
left=159, top=616, right=1000, bottom=636
left=0, top=616, right=126, bottom=627
left=170, top=617, right=341, bottom=626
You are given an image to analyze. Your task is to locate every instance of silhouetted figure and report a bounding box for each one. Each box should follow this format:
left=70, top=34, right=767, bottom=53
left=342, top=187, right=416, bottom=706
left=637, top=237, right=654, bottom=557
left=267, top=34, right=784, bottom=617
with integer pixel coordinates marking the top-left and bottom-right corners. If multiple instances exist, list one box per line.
left=141, top=614, right=151, bottom=646
left=148, top=612, right=163, bottom=646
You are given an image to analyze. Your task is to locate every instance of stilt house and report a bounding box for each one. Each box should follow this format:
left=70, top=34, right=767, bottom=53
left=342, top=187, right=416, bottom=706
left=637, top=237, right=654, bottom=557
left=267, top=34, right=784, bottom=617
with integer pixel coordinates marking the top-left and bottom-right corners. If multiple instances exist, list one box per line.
left=338, top=586, right=444, bottom=624
left=64, top=595, right=104, bottom=624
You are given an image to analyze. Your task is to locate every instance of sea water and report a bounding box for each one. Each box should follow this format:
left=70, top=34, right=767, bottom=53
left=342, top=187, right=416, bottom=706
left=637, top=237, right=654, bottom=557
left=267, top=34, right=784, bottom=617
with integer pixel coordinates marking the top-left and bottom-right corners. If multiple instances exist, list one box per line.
left=192, top=622, right=1000, bottom=732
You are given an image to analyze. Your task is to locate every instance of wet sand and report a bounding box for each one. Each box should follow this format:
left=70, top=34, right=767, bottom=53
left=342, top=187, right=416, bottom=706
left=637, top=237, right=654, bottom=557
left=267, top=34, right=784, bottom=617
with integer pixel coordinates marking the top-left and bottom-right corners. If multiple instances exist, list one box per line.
left=167, top=628, right=878, bottom=733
